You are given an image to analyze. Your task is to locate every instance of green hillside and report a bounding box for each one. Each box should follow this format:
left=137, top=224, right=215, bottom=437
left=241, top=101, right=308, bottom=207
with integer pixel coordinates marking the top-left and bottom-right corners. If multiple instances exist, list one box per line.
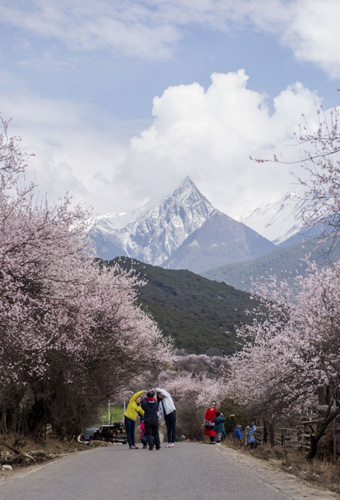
left=104, top=257, right=258, bottom=355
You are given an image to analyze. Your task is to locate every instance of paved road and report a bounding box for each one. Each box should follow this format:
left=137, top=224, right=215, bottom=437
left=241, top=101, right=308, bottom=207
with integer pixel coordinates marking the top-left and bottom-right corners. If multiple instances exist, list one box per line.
left=0, top=442, right=338, bottom=500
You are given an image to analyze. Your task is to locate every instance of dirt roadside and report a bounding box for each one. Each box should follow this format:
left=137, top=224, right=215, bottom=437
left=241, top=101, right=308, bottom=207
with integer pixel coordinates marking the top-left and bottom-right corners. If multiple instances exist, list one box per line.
left=0, top=435, right=112, bottom=481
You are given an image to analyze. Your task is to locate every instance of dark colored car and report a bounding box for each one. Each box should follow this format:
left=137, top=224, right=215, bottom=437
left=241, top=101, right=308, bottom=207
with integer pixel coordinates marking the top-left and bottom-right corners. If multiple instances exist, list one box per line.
left=77, top=427, right=99, bottom=442
left=92, top=422, right=127, bottom=444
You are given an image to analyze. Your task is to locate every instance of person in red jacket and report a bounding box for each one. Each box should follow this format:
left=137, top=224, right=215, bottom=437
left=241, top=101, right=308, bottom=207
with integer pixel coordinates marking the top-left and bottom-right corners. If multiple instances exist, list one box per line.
left=204, top=401, right=218, bottom=444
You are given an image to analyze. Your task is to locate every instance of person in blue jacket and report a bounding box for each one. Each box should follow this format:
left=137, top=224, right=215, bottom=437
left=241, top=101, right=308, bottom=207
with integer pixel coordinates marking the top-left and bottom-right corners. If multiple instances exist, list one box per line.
left=246, top=423, right=256, bottom=448
left=213, top=411, right=226, bottom=445
left=233, top=424, right=243, bottom=441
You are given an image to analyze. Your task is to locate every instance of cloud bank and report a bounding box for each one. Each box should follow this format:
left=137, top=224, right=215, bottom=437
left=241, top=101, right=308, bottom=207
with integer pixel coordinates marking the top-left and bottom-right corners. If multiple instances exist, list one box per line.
left=120, top=70, right=322, bottom=217
left=1, top=69, right=322, bottom=218
left=1, top=0, right=340, bottom=76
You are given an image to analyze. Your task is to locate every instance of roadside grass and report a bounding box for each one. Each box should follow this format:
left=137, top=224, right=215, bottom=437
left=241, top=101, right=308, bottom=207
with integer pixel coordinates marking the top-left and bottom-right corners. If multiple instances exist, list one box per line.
left=99, top=407, right=124, bottom=425
left=224, top=436, right=340, bottom=496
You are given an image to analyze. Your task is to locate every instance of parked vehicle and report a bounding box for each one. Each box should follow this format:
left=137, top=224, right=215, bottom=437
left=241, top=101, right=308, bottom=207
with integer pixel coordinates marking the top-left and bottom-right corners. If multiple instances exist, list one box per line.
left=77, top=427, right=99, bottom=442
left=92, top=422, right=127, bottom=444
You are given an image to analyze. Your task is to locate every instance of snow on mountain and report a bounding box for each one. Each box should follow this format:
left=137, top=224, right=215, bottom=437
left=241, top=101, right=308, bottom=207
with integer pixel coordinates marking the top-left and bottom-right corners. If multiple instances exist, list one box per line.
left=88, top=197, right=161, bottom=232
left=89, top=180, right=326, bottom=273
left=238, top=192, right=309, bottom=245
left=90, top=177, right=217, bottom=265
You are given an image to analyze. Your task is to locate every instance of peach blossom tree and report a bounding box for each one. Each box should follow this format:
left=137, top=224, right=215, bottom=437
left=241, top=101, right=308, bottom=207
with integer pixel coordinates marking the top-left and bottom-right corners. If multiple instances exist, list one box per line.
left=0, top=116, right=173, bottom=437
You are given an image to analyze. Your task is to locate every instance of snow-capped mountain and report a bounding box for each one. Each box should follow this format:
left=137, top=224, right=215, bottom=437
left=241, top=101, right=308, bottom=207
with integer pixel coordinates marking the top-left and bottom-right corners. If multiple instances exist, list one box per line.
left=90, top=177, right=217, bottom=265
left=89, top=177, right=277, bottom=271
left=238, top=192, right=309, bottom=245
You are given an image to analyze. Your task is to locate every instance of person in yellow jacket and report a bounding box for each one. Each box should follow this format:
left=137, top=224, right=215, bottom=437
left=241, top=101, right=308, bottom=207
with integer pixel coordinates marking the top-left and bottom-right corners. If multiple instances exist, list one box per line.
left=124, top=390, right=146, bottom=449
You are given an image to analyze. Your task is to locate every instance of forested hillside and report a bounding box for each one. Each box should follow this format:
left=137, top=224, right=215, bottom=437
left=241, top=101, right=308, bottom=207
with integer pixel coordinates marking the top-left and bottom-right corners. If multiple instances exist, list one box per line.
left=104, top=257, right=259, bottom=355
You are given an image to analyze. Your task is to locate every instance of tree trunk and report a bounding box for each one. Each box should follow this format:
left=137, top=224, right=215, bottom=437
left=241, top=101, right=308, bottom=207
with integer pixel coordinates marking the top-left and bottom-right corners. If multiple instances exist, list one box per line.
left=27, top=399, right=49, bottom=438
left=306, top=406, right=340, bottom=461
left=263, top=420, right=268, bottom=444
left=269, top=421, right=275, bottom=446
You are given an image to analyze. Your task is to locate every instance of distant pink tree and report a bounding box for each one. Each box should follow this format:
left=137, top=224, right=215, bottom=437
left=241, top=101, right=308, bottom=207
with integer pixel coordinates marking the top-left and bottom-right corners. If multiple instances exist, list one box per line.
left=155, top=369, right=226, bottom=439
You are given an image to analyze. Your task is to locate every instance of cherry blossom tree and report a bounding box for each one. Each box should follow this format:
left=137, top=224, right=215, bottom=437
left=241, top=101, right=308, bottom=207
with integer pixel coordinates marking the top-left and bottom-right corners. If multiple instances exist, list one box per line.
left=0, top=116, right=173, bottom=437
left=228, top=259, right=340, bottom=459
left=236, top=103, right=340, bottom=460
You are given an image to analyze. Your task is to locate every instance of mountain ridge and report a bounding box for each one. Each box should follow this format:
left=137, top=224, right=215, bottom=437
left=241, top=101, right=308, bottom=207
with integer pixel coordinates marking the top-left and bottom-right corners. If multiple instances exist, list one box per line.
left=90, top=177, right=278, bottom=272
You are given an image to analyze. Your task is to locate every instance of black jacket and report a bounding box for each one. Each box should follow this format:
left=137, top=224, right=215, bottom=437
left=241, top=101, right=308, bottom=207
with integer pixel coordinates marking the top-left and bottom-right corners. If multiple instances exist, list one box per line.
left=141, top=398, right=159, bottom=422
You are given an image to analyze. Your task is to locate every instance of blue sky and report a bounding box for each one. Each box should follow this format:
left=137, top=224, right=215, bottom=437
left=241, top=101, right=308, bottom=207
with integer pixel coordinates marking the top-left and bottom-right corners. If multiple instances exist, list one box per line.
left=0, top=0, right=339, bottom=219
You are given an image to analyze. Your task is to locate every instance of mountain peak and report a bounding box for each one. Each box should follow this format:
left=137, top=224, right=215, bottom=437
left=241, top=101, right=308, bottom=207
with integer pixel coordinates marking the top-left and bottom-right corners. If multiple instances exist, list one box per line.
left=90, top=177, right=217, bottom=264
left=239, top=191, right=308, bottom=244
left=169, top=177, right=214, bottom=211
left=89, top=177, right=277, bottom=271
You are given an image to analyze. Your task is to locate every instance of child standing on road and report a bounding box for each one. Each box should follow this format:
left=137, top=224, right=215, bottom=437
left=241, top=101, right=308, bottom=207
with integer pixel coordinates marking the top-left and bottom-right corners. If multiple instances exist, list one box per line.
left=246, top=423, right=256, bottom=449
left=213, top=411, right=226, bottom=445
left=233, top=424, right=243, bottom=441
left=140, top=417, right=154, bottom=449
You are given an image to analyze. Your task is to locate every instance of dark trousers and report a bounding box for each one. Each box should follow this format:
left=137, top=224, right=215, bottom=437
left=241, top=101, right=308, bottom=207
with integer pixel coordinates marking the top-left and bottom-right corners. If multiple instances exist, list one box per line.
left=145, top=420, right=160, bottom=449
left=124, top=416, right=135, bottom=447
left=165, top=411, right=176, bottom=443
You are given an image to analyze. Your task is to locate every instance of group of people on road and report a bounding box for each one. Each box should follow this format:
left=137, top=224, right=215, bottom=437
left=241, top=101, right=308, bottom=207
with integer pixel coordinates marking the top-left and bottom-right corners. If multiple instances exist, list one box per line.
left=123, top=388, right=176, bottom=450
left=125, top=392, right=256, bottom=450
left=204, top=400, right=226, bottom=445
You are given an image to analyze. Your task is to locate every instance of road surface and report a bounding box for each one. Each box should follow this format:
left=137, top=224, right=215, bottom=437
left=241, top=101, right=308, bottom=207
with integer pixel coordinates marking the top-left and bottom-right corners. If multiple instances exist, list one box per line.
left=0, top=442, right=337, bottom=500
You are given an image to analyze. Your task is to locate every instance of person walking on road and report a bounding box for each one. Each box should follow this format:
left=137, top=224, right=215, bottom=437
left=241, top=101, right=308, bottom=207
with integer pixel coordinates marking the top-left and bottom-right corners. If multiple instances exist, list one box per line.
left=141, top=391, right=161, bottom=450
left=156, top=387, right=176, bottom=447
left=124, top=390, right=145, bottom=449
left=204, top=401, right=218, bottom=444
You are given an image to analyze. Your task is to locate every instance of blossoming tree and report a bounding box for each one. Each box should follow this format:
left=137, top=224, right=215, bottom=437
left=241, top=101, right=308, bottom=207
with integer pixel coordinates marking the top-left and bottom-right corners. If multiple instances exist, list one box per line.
left=0, top=116, right=173, bottom=437
left=231, top=104, right=340, bottom=460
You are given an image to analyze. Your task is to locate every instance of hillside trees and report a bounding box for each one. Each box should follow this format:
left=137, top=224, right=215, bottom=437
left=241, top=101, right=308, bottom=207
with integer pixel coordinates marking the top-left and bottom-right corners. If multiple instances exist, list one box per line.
left=0, top=116, right=172, bottom=438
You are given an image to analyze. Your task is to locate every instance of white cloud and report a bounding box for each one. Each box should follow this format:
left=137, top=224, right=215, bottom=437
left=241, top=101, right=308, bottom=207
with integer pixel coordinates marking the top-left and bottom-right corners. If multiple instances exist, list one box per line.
left=0, top=80, right=134, bottom=215
left=0, top=0, right=181, bottom=59
left=281, top=0, right=340, bottom=78
left=0, top=65, right=324, bottom=219
left=1, top=0, right=340, bottom=76
left=122, top=70, right=322, bottom=217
